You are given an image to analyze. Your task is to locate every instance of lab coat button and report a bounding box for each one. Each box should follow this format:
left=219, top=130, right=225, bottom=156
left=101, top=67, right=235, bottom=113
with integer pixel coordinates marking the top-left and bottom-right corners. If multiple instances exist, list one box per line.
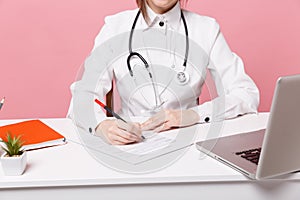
left=204, top=117, right=210, bottom=123
left=159, top=21, right=164, bottom=27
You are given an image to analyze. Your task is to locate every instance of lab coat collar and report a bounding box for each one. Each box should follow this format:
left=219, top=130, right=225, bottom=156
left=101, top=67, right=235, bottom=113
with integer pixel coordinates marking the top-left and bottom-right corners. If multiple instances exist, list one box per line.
left=141, top=1, right=181, bottom=31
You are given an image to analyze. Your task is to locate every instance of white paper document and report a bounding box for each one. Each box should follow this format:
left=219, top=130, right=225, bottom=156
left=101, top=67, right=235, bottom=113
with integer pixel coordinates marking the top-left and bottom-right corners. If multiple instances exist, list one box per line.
left=75, top=121, right=198, bottom=165
left=116, top=131, right=175, bottom=155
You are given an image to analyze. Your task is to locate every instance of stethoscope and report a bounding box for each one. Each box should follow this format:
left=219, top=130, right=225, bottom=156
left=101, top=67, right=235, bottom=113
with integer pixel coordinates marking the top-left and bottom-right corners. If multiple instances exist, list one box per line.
left=127, top=10, right=189, bottom=84
left=126, top=10, right=190, bottom=112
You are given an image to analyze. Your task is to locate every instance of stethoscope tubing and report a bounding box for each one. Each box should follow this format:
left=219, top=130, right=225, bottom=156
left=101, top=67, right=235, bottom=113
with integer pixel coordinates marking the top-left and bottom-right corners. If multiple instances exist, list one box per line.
left=127, top=10, right=189, bottom=77
left=126, top=9, right=190, bottom=110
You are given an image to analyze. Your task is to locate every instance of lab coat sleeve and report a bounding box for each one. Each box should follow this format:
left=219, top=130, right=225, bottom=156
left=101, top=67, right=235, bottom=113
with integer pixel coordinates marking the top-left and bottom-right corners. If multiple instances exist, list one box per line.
left=67, top=18, right=115, bottom=134
left=191, top=22, right=260, bottom=123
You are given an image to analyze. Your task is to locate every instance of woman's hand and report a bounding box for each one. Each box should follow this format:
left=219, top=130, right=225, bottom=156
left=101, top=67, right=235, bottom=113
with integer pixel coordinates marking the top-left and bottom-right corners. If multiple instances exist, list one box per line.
left=141, top=109, right=200, bottom=132
left=95, top=119, right=142, bottom=145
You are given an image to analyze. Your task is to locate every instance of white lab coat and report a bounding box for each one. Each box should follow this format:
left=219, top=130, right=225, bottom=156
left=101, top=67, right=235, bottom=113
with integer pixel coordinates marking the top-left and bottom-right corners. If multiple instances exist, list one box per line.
left=68, top=2, right=259, bottom=134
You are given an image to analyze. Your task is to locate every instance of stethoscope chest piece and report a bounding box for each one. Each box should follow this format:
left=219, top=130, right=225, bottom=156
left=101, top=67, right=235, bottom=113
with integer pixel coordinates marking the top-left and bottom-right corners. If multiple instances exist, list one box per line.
left=176, top=70, right=190, bottom=85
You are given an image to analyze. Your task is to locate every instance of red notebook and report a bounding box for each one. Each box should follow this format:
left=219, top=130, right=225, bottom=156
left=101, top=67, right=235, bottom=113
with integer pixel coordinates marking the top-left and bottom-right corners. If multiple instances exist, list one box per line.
left=0, top=120, right=66, bottom=150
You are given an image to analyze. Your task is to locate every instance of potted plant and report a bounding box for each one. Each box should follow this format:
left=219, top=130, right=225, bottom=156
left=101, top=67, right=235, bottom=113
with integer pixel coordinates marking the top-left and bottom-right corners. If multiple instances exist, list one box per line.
left=0, top=133, right=27, bottom=175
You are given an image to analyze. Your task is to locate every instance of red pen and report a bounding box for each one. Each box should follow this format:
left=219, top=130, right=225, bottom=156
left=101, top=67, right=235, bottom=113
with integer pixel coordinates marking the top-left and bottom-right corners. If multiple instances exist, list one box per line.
left=94, top=99, right=126, bottom=123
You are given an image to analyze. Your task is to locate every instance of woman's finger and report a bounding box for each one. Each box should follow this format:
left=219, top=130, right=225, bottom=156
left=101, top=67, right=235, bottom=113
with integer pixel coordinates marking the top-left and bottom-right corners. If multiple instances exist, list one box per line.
left=117, top=129, right=139, bottom=141
left=106, top=123, right=139, bottom=143
left=116, top=120, right=142, bottom=138
left=109, top=133, right=136, bottom=145
left=142, top=111, right=169, bottom=130
left=153, top=121, right=172, bottom=133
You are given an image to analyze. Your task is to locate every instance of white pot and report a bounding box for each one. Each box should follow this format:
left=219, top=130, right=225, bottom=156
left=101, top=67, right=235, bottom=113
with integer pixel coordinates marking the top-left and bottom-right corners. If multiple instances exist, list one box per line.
left=1, top=151, right=27, bottom=176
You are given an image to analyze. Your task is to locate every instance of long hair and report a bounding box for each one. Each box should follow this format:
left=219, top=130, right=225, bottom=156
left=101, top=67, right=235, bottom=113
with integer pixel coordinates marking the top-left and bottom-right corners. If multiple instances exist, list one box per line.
left=136, top=0, right=188, bottom=23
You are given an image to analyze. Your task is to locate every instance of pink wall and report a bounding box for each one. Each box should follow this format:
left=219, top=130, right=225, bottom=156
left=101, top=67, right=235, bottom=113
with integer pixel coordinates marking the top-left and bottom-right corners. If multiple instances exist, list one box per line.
left=0, top=0, right=299, bottom=119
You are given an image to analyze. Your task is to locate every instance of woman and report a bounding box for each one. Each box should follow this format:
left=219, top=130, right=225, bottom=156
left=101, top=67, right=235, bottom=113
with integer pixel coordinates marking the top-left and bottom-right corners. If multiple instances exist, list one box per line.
left=69, top=0, right=259, bottom=145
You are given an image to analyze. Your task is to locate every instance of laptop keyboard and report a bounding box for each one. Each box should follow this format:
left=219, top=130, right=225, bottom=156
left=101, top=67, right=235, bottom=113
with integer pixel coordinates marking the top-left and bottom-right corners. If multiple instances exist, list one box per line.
left=235, top=148, right=261, bottom=165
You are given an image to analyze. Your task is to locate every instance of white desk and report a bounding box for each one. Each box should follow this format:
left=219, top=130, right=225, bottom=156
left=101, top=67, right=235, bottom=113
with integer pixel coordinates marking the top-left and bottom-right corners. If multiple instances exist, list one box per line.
left=1, top=113, right=300, bottom=200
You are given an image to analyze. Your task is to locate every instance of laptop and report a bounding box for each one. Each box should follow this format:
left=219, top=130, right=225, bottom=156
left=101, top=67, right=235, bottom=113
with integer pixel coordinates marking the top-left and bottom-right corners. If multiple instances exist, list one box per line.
left=196, top=74, right=300, bottom=179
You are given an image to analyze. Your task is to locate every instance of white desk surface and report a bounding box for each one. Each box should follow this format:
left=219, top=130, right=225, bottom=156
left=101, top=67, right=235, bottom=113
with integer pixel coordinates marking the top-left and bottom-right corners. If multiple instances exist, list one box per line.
left=1, top=113, right=300, bottom=189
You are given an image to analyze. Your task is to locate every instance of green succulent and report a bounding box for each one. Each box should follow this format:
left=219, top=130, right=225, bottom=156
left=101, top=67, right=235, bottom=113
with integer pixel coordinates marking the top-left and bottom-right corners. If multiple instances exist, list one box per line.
left=0, top=132, right=24, bottom=157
